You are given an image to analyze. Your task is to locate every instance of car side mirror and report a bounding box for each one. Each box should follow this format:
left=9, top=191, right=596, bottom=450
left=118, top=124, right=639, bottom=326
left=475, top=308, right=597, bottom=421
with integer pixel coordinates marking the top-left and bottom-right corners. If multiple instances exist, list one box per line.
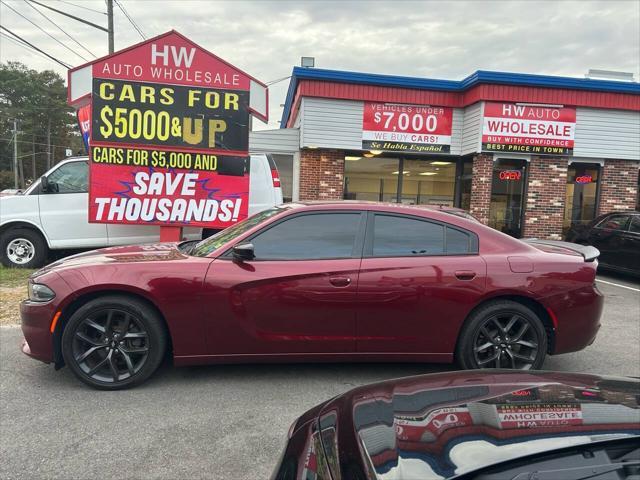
left=232, top=243, right=255, bottom=261
left=40, top=175, right=49, bottom=193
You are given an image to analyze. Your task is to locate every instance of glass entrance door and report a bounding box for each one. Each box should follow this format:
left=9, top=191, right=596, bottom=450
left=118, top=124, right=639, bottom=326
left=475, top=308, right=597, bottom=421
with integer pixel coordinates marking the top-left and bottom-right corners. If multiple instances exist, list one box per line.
left=563, top=163, right=600, bottom=236
left=489, top=159, right=528, bottom=237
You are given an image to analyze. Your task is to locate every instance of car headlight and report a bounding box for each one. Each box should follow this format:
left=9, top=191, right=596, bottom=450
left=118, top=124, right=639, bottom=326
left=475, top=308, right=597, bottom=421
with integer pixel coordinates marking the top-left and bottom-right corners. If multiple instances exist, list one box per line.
left=28, top=282, right=55, bottom=302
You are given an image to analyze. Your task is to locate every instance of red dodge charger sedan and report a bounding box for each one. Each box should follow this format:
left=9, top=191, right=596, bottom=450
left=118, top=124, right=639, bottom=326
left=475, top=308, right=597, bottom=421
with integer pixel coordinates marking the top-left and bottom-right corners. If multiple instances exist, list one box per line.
left=20, top=202, right=604, bottom=389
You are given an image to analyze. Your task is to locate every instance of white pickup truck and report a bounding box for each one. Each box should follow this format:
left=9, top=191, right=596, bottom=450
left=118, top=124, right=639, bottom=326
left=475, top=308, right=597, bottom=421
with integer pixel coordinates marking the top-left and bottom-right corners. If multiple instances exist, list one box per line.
left=0, top=154, right=283, bottom=268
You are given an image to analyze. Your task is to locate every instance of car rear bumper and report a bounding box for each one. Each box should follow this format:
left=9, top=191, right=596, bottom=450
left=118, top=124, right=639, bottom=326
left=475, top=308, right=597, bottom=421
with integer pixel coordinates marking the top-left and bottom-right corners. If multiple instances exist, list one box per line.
left=20, top=300, right=56, bottom=364
left=547, top=284, right=604, bottom=355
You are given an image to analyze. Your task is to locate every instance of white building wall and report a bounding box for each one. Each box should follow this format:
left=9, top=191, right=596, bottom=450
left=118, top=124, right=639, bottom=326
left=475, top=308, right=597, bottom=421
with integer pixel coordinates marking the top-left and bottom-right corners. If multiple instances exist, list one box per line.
left=249, top=128, right=300, bottom=153
left=574, top=108, right=640, bottom=160
left=450, top=108, right=464, bottom=155
left=300, top=97, right=363, bottom=150
left=461, top=102, right=483, bottom=156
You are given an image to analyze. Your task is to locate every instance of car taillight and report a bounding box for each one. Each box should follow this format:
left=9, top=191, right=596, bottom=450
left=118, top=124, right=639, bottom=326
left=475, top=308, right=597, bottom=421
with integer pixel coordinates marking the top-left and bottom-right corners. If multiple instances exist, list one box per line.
left=270, top=168, right=281, bottom=187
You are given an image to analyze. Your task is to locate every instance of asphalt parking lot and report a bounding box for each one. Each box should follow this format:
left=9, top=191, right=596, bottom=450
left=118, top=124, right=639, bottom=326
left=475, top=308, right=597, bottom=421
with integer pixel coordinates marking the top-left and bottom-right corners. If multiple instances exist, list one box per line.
left=1, top=273, right=639, bottom=480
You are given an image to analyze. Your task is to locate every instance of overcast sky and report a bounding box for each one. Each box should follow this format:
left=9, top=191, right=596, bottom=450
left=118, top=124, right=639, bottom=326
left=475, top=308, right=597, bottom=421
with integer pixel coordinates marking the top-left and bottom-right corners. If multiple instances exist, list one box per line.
left=1, top=0, right=639, bottom=129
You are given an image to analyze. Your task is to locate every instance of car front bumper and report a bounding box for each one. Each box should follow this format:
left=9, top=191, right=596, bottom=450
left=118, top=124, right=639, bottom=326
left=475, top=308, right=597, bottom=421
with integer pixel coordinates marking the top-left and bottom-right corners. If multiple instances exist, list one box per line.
left=20, top=299, right=57, bottom=364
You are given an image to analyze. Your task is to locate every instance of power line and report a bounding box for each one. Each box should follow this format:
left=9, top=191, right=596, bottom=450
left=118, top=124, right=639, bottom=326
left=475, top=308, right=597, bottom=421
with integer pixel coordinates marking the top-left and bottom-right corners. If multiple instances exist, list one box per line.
left=266, top=75, right=292, bottom=86
left=58, top=0, right=106, bottom=15
left=1, top=30, right=30, bottom=48
left=0, top=137, right=76, bottom=149
left=1, top=0, right=88, bottom=62
left=114, top=0, right=145, bottom=40
left=0, top=31, right=57, bottom=64
left=16, top=151, right=47, bottom=159
left=0, top=102, right=74, bottom=111
left=0, top=121, right=79, bottom=145
left=0, top=32, right=62, bottom=67
left=28, top=0, right=108, bottom=33
left=24, top=0, right=97, bottom=59
left=0, top=26, right=72, bottom=68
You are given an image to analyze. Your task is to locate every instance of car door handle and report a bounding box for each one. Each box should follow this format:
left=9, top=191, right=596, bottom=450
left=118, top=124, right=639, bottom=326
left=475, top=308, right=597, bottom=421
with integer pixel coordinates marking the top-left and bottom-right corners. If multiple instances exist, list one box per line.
left=329, top=277, right=351, bottom=287
left=455, top=270, right=476, bottom=281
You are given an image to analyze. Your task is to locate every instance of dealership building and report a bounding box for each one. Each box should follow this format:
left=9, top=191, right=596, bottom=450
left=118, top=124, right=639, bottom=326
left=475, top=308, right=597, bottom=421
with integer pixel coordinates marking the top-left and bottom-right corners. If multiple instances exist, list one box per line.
left=250, top=67, right=640, bottom=239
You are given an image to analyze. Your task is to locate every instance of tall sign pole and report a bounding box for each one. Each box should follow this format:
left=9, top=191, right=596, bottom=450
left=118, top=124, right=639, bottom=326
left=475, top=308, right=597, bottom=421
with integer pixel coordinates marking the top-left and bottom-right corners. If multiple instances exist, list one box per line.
left=67, top=31, right=269, bottom=242
left=107, top=0, right=114, bottom=54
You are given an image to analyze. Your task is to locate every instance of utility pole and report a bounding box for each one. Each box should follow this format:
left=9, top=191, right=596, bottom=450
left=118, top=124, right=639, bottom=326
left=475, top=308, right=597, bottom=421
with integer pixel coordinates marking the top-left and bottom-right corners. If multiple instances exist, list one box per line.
left=10, top=119, right=20, bottom=189
left=46, top=118, right=51, bottom=170
left=32, top=133, right=36, bottom=181
left=107, top=0, right=114, bottom=54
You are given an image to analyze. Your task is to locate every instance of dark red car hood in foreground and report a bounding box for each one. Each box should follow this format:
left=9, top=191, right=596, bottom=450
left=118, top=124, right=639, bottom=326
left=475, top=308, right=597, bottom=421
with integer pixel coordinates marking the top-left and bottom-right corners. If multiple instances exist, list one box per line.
left=33, top=243, right=186, bottom=275
left=274, top=370, right=640, bottom=480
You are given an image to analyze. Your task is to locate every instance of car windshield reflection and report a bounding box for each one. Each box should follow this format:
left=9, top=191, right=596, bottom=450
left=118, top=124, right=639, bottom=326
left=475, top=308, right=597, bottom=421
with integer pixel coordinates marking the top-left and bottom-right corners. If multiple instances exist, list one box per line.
left=190, top=206, right=286, bottom=257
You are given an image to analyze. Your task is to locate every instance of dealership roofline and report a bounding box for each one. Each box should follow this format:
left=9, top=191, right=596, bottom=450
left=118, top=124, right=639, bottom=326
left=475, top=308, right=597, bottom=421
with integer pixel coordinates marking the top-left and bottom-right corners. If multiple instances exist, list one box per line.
left=280, top=66, right=640, bottom=127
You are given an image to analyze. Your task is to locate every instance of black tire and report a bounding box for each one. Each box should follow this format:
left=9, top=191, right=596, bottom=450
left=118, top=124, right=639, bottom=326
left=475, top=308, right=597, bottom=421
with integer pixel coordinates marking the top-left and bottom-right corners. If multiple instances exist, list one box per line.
left=61, top=295, right=167, bottom=390
left=456, top=300, right=547, bottom=371
left=0, top=227, right=48, bottom=268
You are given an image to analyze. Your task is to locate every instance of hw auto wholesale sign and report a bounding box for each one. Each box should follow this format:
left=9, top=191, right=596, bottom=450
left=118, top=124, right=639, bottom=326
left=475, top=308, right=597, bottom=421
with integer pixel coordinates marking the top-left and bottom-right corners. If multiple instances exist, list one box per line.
left=482, top=102, right=576, bottom=155
left=67, top=31, right=268, bottom=229
left=362, top=102, right=453, bottom=153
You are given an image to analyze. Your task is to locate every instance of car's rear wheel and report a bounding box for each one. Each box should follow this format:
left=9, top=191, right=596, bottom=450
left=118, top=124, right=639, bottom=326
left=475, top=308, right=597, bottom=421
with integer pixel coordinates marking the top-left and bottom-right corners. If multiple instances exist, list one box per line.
left=61, top=295, right=167, bottom=390
left=456, top=301, right=547, bottom=370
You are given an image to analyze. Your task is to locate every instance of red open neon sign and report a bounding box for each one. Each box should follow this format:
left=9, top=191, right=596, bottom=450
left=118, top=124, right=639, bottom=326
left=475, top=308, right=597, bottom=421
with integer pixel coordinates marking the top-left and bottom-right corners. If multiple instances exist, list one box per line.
left=575, top=175, right=593, bottom=184
left=511, top=389, right=532, bottom=396
left=499, top=170, right=522, bottom=181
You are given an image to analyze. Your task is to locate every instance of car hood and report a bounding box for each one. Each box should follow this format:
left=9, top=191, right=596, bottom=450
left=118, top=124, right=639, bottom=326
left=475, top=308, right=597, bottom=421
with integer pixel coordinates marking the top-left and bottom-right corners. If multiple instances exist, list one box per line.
left=33, top=243, right=188, bottom=276
left=315, top=370, right=639, bottom=480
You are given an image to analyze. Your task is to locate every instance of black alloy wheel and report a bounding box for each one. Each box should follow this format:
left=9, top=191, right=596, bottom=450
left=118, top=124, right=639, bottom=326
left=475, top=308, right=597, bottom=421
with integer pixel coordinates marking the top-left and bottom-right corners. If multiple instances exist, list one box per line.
left=456, top=300, right=547, bottom=371
left=62, top=295, right=167, bottom=389
left=72, top=309, right=148, bottom=382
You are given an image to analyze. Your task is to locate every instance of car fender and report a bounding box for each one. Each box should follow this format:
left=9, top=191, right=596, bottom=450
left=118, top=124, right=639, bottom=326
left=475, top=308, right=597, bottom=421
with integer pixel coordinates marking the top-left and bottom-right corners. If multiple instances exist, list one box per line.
left=0, top=219, right=53, bottom=248
left=53, top=265, right=209, bottom=357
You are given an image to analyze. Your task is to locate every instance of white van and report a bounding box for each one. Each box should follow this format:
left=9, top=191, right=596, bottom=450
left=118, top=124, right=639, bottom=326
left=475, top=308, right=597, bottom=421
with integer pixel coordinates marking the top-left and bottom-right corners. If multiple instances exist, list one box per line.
left=0, top=154, right=282, bottom=268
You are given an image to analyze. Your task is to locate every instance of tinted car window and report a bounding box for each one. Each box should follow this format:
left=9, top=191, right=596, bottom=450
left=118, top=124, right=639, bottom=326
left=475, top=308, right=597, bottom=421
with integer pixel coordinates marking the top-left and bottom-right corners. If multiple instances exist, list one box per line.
left=446, top=227, right=472, bottom=254
left=46, top=161, right=88, bottom=193
left=250, top=213, right=361, bottom=260
left=629, top=216, right=640, bottom=234
left=372, top=215, right=444, bottom=256
left=596, top=214, right=630, bottom=231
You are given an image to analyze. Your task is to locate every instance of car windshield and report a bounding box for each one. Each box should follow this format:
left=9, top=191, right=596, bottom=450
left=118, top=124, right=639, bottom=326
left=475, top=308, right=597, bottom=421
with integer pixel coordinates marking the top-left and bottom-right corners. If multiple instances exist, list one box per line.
left=189, top=207, right=285, bottom=257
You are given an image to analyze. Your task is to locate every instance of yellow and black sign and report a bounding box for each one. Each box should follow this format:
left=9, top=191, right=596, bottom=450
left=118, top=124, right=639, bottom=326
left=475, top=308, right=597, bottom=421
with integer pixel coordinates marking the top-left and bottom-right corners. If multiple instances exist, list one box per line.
left=91, top=145, right=248, bottom=175
left=91, top=78, right=250, bottom=152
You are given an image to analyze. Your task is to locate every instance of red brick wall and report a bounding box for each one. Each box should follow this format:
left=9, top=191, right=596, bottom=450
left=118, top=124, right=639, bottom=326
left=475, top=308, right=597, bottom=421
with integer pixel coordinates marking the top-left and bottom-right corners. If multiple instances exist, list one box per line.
left=469, top=153, right=493, bottom=224
left=299, top=149, right=345, bottom=201
left=597, top=159, right=640, bottom=215
left=523, top=157, right=568, bottom=240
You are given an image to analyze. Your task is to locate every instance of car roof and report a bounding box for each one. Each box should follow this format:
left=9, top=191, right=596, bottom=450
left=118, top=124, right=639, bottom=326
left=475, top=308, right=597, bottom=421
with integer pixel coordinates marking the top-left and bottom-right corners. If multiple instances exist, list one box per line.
left=284, top=200, right=467, bottom=213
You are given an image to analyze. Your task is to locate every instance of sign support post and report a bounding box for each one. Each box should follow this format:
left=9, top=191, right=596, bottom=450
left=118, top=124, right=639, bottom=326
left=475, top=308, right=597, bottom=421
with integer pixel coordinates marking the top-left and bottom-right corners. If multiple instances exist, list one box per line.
left=159, top=226, right=183, bottom=242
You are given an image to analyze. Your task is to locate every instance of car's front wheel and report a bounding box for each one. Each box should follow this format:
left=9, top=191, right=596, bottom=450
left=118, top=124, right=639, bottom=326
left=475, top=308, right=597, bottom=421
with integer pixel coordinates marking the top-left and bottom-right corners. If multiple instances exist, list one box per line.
left=0, top=227, right=48, bottom=268
left=456, top=300, right=547, bottom=370
left=61, top=295, right=168, bottom=390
